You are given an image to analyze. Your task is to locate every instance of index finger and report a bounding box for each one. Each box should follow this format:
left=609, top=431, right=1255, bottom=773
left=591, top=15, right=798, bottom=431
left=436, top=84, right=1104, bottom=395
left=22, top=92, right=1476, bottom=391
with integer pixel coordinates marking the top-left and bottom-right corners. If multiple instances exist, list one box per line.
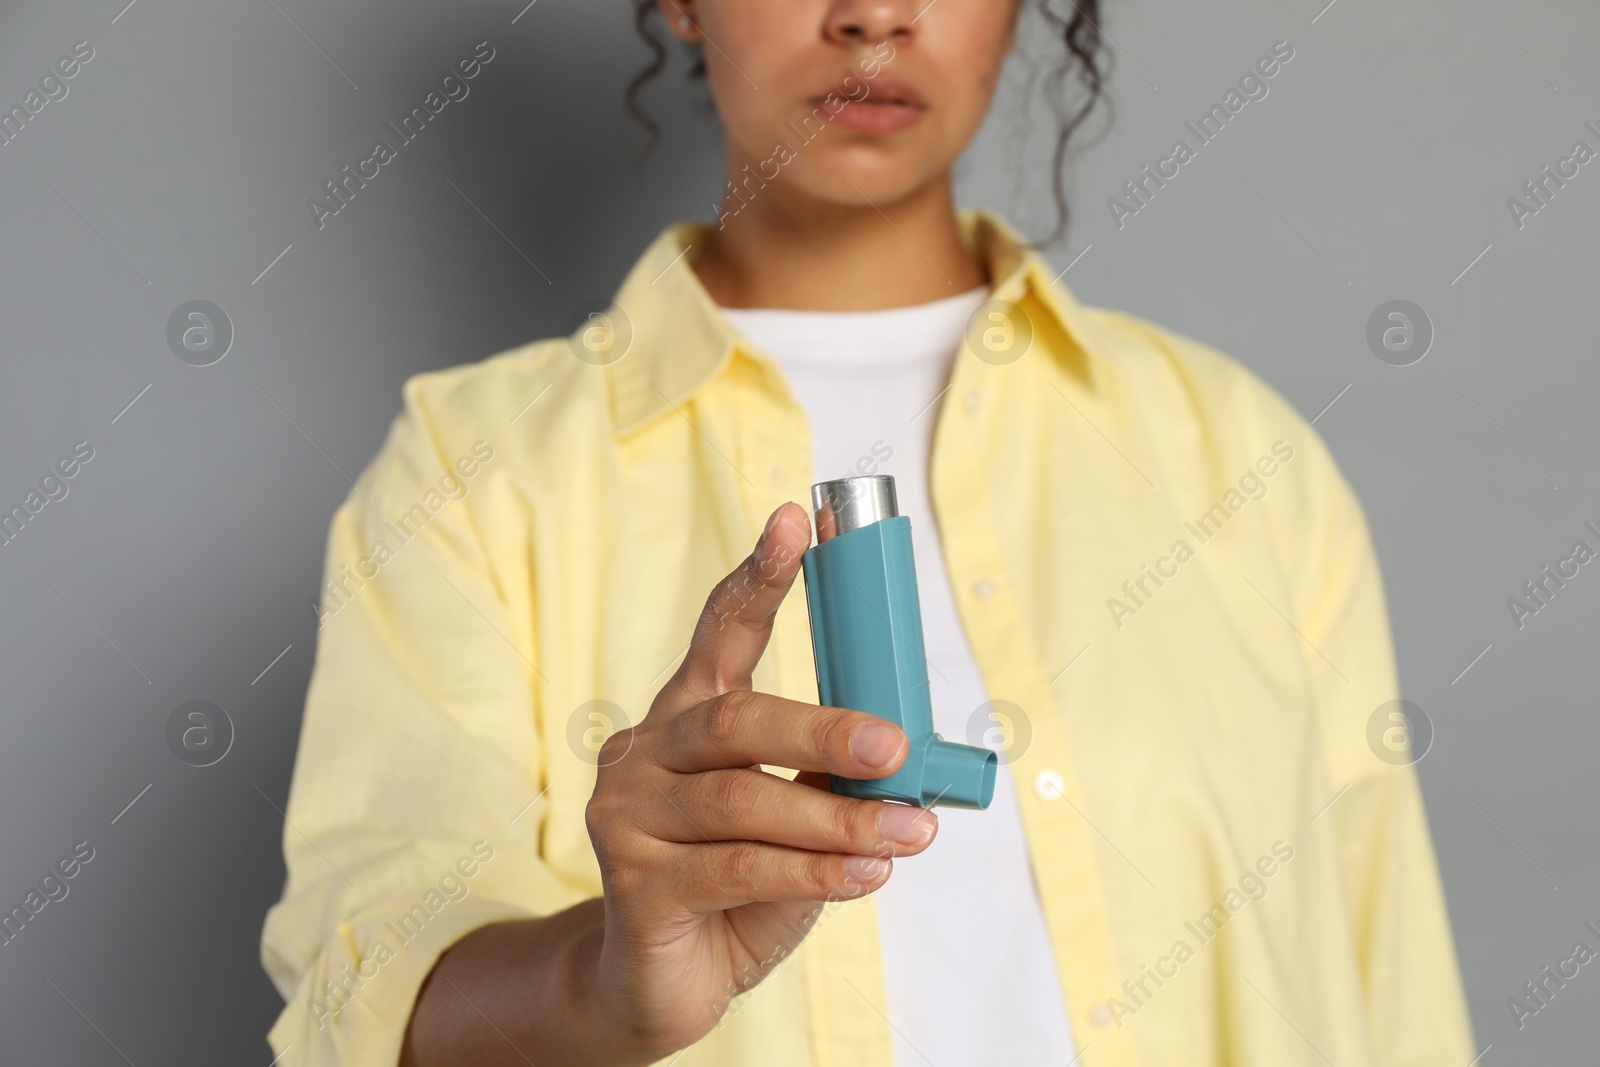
left=652, top=501, right=811, bottom=715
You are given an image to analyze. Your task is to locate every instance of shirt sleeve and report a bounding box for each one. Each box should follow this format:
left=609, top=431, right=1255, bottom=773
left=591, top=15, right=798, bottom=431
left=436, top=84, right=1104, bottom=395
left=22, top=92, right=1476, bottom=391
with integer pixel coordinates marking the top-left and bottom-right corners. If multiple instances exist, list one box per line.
left=1287, top=432, right=1477, bottom=1066
left=260, top=380, right=582, bottom=1066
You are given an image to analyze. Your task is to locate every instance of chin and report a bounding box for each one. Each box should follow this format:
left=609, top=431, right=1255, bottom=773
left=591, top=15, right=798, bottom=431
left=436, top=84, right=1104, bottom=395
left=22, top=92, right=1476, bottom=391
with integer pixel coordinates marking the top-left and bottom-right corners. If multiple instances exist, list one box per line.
left=790, top=151, right=940, bottom=209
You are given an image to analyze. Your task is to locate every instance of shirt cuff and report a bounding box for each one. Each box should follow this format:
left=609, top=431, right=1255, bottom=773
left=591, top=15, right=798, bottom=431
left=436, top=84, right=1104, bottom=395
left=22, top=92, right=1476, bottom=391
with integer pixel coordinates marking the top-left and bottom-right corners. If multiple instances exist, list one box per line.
left=267, top=893, right=541, bottom=1067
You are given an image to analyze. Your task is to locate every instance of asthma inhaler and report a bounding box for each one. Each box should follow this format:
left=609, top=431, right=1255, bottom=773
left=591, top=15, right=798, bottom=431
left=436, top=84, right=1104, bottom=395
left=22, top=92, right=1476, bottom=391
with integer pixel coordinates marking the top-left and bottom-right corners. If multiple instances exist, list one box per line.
left=800, top=475, right=996, bottom=810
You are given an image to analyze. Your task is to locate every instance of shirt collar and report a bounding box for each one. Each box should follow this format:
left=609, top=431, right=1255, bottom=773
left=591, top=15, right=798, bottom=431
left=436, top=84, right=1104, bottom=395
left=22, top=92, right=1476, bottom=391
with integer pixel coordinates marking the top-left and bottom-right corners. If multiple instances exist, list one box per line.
left=599, top=208, right=1101, bottom=438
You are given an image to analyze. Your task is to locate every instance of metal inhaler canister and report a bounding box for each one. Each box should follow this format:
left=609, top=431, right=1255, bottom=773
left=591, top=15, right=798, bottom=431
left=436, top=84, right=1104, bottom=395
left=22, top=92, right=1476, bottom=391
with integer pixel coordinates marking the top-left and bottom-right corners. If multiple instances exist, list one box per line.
left=800, top=475, right=996, bottom=810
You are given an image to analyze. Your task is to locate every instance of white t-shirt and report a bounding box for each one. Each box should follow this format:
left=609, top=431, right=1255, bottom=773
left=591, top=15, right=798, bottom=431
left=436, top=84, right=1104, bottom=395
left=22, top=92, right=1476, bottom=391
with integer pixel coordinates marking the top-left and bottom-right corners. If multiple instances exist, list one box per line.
left=720, top=290, right=1077, bottom=1067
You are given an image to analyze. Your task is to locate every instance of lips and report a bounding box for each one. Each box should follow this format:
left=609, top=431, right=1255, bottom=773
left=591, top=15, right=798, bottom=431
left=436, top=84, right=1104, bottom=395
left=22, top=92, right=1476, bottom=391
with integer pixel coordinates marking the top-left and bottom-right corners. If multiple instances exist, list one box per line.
left=810, top=72, right=925, bottom=107
left=806, top=74, right=927, bottom=135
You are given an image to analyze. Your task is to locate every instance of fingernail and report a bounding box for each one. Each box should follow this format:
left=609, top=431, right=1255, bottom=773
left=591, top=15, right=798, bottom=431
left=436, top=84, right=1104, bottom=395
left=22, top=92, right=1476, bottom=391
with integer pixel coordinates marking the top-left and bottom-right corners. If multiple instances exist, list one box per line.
left=849, top=723, right=903, bottom=768
left=877, top=804, right=936, bottom=847
left=779, top=506, right=808, bottom=538
left=844, top=855, right=888, bottom=884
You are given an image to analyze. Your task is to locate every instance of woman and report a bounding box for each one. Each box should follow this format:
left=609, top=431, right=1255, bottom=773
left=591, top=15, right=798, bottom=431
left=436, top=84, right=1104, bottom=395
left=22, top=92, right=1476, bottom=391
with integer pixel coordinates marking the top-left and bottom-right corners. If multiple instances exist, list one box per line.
left=262, top=1, right=1474, bottom=1065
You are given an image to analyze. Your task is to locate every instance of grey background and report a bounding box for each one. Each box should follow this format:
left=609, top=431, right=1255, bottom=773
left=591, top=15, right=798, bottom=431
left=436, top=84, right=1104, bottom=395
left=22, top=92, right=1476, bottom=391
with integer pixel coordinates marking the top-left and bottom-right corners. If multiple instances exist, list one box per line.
left=0, top=0, right=1593, bottom=1063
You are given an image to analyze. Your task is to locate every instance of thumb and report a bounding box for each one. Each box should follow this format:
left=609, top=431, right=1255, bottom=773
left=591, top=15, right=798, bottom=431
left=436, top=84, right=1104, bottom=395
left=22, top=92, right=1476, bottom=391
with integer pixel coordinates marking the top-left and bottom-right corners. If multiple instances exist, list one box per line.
left=652, top=502, right=812, bottom=716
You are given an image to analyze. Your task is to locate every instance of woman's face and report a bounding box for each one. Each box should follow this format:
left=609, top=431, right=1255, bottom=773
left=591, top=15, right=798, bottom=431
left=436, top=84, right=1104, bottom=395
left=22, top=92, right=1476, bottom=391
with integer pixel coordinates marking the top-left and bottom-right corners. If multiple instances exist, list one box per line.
left=662, top=0, right=1020, bottom=208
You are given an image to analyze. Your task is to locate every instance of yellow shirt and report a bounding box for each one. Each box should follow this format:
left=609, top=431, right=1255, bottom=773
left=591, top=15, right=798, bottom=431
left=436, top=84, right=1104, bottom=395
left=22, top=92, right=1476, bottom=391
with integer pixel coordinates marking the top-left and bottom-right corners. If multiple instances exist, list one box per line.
left=262, top=211, right=1474, bottom=1066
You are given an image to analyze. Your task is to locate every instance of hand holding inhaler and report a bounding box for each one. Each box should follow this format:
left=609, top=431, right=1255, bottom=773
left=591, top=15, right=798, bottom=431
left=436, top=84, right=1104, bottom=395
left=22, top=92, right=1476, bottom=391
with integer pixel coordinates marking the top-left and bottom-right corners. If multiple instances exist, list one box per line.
left=576, top=500, right=939, bottom=1060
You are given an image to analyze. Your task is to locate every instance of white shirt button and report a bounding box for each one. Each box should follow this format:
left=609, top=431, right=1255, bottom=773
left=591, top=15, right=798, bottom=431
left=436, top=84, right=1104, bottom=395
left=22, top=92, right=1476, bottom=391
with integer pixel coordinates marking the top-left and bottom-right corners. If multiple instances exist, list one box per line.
left=1034, top=770, right=1064, bottom=800
left=973, top=578, right=996, bottom=600
left=1090, top=1004, right=1113, bottom=1027
left=964, top=390, right=980, bottom=412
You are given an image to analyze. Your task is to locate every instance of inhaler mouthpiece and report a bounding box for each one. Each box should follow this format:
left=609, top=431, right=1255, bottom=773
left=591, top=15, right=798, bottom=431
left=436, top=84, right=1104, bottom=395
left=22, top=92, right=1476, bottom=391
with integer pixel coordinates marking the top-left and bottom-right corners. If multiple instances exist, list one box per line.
left=801, top=476, right=997, bottom=810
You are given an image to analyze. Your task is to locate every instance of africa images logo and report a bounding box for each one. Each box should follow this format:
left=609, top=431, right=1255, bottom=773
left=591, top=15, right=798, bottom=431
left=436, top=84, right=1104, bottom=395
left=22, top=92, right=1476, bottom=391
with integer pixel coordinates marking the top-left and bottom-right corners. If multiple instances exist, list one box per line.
left=308, top=41, right=496, bottom=231
left=1105, top=441, right=1295, bottom=629
left=1106, top=40, right=1295, bottom=229
left=311, top=441, right=496, bottom=628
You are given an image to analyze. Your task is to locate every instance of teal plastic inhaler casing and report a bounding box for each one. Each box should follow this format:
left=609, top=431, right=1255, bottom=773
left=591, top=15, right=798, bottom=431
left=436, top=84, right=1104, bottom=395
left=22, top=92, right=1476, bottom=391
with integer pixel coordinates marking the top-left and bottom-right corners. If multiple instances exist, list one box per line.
left=800, top=475, right=996, bottom=810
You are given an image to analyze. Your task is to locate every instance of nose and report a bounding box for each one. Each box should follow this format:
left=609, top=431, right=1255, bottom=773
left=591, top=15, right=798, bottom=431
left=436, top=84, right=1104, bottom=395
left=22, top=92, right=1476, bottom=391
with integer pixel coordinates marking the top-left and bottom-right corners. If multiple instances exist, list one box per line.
left=823, top=0, right=915, bottom=46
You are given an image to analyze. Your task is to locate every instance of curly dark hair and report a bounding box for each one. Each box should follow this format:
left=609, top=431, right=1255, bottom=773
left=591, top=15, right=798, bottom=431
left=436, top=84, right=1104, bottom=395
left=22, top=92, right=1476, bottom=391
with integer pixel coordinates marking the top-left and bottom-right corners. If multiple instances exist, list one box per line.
left=624, top=0, right=1112, bottom=248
